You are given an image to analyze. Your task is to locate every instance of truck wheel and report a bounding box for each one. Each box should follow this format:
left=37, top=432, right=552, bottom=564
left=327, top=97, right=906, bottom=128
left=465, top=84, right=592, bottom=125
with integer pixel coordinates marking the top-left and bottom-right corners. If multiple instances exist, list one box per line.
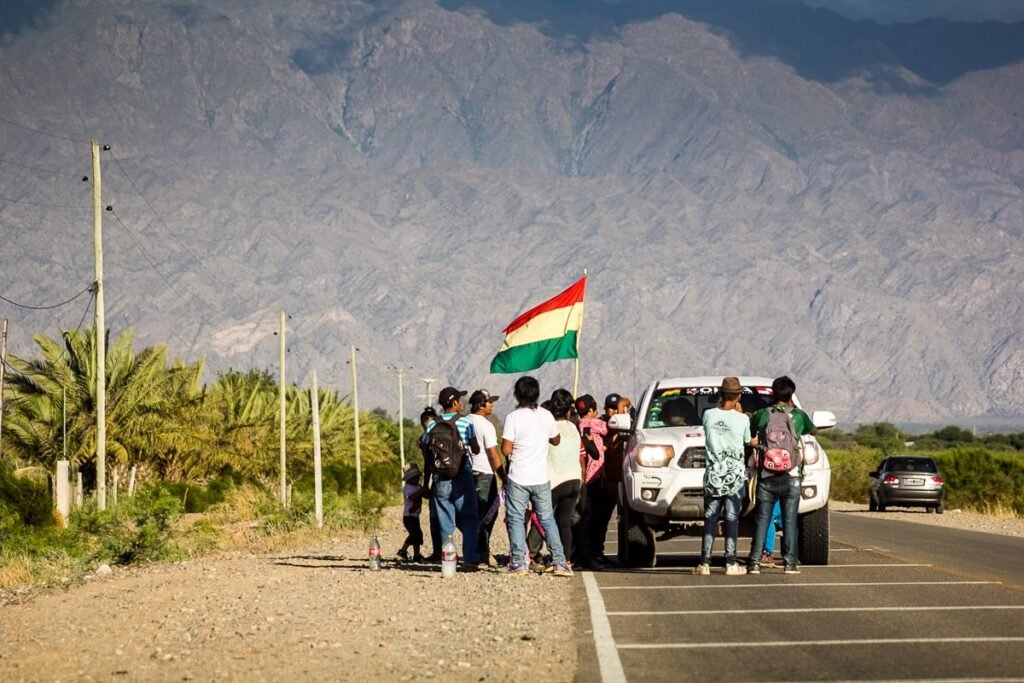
left=797, top=503, right=830, bottom=565
left=617, top=500, right=656, bottom=568
left=935, top=502, right=944, bottom=515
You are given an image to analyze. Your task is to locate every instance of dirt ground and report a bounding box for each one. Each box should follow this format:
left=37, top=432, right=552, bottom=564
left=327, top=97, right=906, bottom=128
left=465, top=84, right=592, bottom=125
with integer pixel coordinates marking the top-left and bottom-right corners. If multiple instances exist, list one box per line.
left=0, top=512, right=581, bottom=682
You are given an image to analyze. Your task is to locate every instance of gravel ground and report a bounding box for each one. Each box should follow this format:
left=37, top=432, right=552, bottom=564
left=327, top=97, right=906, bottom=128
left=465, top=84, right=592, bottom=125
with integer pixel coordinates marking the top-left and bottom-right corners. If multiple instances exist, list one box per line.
left=830, top=499, right=1024, bottom=538
left=0, top=510, right=580, bottom=682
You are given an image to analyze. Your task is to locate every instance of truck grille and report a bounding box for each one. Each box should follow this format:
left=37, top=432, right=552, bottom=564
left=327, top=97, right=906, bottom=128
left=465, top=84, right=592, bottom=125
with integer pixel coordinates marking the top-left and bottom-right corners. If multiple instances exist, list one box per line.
left=677, top=446, right=706, bottom=469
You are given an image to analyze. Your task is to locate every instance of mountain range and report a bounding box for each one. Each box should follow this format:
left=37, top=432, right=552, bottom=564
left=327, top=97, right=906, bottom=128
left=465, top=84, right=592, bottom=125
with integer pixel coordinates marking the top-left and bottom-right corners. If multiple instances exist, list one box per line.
left=1, top=0, right=1023, bottom=425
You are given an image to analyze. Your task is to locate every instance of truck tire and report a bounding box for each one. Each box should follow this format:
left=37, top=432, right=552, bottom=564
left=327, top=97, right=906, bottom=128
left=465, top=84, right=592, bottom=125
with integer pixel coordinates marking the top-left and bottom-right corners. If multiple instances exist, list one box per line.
left=797, top=503, right=830, bottom=565
left=617, top=497, right=656, bottom=568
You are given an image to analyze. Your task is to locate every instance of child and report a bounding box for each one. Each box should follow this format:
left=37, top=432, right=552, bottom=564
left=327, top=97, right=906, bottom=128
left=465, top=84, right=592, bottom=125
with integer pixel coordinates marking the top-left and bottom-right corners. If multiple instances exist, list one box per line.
left=397, top=464, right=427, bottom=562
left=694, top=377, right=753, bottom=576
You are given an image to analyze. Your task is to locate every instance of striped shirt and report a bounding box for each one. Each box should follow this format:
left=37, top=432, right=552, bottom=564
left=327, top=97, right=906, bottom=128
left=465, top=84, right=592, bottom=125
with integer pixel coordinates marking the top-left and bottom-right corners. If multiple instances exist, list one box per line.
left=423, top=413, right=477, bottom=475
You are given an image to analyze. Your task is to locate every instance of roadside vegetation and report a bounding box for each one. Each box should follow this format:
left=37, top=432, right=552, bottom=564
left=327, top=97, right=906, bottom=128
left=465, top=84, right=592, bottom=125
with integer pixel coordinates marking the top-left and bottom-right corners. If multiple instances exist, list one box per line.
left=821, top=424, right=1024, bottom=516
left=0, top=326, right=421, bottom=588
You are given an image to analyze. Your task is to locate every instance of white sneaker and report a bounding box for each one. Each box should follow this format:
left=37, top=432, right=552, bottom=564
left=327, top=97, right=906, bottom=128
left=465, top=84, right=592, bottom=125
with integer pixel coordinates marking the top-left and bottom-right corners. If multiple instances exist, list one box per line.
left=725, top=563, right=747, bottom=576
left=692, top=563, right=711, bottom=576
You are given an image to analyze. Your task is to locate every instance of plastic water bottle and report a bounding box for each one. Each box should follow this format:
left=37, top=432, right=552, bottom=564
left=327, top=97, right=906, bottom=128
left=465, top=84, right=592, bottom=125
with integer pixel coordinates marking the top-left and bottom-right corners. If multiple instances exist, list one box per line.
left=441, top=534, right=458, bottom=578
left=368, top=535, right=382, bottom=571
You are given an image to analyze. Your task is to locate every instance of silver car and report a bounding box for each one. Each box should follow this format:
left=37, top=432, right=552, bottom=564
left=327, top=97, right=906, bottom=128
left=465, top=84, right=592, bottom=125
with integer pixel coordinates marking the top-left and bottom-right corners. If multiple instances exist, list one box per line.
left=868, top=455, right=945, bottom=514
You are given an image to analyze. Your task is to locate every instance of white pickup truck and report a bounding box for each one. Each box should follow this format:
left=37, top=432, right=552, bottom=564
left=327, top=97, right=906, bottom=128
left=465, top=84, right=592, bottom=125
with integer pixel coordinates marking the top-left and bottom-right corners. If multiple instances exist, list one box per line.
left=610, top=376, right=837, bottom=567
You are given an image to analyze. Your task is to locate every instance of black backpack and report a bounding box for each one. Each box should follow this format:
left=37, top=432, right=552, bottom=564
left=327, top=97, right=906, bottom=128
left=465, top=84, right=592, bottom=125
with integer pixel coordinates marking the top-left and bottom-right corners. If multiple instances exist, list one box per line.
left=427, top=415, right=466, bottom=479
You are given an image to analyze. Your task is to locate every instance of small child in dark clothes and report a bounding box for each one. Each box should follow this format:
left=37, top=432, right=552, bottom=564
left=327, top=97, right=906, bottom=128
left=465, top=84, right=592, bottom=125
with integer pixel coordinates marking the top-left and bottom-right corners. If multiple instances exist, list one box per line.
left=397, top=464, right=427, bottom=562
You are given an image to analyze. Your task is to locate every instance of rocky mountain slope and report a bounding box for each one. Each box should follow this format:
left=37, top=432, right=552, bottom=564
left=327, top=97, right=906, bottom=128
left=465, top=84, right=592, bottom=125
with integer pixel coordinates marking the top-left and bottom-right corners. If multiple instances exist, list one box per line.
left=1, top=0, right=1022, bottom=423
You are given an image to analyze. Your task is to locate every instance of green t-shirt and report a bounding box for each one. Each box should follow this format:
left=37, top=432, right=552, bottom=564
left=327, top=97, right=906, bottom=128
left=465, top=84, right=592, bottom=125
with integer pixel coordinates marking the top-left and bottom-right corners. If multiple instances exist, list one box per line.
left=752, top=404, right=815, bottom=441
left=702, top=407, right=751, bottom=497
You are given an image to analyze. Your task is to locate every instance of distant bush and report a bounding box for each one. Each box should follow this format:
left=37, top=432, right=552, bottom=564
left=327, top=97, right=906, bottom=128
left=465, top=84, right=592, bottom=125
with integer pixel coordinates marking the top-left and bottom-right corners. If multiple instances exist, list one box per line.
left=828, top=446, right=1024, bottom=515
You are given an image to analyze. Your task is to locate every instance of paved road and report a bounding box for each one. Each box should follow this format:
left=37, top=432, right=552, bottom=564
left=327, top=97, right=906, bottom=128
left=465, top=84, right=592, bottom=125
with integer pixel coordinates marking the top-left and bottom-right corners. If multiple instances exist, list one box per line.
left=579, top=507, right=1024, bottom=683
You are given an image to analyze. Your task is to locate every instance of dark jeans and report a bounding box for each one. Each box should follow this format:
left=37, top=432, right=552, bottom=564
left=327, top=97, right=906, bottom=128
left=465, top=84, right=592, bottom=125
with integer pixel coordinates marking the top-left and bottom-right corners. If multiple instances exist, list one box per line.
left=700, top=491, right=744, bottom=564
left=433, top=467, right=481, bottom=564
left=474, top=473, right=497, bottom=559
left=747, top=474, right=801, bottom=567
left=402, top=515, right=424, bottom=550
left=585, top=479, right=617, bottom=561
left=428, top=493, right=441, bottom=557
left=527, top=479, right=581, bottom=561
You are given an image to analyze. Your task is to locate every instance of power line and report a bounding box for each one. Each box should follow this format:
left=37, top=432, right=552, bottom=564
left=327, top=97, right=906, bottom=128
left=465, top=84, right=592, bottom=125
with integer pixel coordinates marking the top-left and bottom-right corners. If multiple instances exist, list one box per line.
left=0, top=155, right=87, bottom=178
left=0, top=195, right=89, bottom=209
left=106, top=149, right=236, bottom=295
left=107, top=207, right=214, bottom=327
left=0, top=283, right=95, bottom=310
left=0, top=114, right=91, bottom=145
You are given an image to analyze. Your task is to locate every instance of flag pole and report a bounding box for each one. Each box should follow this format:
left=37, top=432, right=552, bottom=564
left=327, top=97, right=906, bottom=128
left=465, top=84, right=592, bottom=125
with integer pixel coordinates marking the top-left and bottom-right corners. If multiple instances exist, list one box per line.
left=573, top=268, right=587, bottom=398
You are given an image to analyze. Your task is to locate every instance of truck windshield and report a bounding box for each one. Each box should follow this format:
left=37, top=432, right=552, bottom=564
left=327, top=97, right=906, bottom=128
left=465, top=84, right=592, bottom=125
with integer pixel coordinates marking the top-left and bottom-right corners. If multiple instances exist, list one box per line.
left=643, top=385, right=776, bottom=429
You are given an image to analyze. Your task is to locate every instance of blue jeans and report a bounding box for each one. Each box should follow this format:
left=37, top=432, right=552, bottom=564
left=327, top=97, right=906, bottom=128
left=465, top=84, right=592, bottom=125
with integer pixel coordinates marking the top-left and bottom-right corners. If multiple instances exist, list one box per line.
left=747, top=475, right=801, bottom=567
left=505, top=479, right=566, bottom=568
left=763, top=501, right=782, bottom=554
left=700, top=491, right=744, bottom=564
left=432, top=467, right=480, bottom=564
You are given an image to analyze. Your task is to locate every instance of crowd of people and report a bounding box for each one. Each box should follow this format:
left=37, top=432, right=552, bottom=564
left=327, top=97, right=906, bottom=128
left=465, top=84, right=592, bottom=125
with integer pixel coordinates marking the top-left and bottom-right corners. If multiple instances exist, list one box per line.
left=398, top=373, right=815, bottom=576
left=398, top=375, right=633, bottom=575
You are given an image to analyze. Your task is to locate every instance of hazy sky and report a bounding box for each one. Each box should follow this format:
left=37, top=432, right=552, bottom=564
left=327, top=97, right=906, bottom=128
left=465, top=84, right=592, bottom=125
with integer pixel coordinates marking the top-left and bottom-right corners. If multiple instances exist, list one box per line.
left=786, top=0, right=1024, bottom=23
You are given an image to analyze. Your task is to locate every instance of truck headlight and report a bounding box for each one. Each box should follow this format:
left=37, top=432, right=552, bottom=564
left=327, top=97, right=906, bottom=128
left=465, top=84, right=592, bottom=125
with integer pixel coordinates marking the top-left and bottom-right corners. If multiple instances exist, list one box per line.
left=636, top=445, right=674, bottom=468
left=803, top=441, right=820, bottom=465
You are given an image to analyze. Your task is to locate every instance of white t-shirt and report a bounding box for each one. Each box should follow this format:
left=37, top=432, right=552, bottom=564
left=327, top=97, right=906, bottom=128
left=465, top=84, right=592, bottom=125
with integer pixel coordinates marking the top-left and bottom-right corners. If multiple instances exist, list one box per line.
left=468, top=413, right=498, bottom=474
left=548, top=420, right=583, bottom=489
left=503, top=406, right=558, bottom=487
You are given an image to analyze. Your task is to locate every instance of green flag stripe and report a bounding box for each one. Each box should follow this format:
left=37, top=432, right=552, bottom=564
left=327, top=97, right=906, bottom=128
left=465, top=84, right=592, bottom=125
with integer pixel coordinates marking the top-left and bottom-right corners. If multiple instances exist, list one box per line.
left=490, top=331, right=579, bottom=374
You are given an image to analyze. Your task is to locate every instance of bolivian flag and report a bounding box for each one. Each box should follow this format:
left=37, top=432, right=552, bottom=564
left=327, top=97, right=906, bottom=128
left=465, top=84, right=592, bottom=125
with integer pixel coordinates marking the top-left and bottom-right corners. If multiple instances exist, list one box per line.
left=490, top=276, right=586, bottom=374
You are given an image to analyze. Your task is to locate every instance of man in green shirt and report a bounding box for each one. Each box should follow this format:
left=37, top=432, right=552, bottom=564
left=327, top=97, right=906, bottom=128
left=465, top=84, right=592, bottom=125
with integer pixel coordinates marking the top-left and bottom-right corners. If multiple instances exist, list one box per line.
left=746, top=376, right=816, bottom=575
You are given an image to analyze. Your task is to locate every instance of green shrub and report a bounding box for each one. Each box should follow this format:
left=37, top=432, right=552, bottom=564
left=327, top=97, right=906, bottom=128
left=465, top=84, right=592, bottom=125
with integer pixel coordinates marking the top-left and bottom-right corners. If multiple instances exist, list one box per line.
left=0, top=464, right=55, bottom=536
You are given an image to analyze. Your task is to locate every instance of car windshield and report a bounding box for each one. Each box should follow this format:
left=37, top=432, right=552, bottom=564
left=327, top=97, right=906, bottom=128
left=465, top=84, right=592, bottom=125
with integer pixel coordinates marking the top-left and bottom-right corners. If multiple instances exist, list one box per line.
left=887, top=457, right=937, bottom=473
left=643, top=384, right=776, bottom=428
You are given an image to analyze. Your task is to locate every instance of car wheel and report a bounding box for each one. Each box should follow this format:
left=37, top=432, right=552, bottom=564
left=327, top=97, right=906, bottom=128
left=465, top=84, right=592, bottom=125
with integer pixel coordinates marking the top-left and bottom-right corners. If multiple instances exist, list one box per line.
left=935, top=502, right=944, bottom=515
left=868, top=495, right=877, bottom=512
left=797, top=503, right=830, bottom=565
left=617, top=490, right=656, bottom=568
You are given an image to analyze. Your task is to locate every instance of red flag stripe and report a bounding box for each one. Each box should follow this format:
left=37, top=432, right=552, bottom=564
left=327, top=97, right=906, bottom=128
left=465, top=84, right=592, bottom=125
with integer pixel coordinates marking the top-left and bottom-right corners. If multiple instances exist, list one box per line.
left=503, top=277, right=587, bottom=334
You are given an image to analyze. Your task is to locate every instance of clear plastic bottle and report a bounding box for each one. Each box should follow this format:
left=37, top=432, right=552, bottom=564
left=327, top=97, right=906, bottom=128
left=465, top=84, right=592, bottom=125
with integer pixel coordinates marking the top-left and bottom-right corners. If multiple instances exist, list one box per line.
left=441, top=534, right=458, bottom=578
left=369, top=535, right=382, bottom=571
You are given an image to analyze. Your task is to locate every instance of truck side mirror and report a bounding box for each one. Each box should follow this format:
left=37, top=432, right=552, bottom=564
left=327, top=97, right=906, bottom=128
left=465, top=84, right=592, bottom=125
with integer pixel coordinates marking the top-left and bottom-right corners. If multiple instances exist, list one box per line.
left=811, top=410, right=837, bottom=430
left=608, top=413, right=632, bottom=431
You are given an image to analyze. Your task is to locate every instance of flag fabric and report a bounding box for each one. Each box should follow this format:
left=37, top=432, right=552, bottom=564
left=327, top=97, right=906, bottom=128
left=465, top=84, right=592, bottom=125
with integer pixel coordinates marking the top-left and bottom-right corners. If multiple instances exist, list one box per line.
left=490, top=276, right=586, bottom=374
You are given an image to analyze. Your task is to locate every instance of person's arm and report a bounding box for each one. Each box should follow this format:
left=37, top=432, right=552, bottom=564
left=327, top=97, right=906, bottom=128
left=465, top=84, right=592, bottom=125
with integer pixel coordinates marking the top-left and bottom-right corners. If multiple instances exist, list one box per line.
left=581, top=430, right=600, bottom=460
left=501, top=438, right=513, bottom=457
left=486, top=446, right=507, bottom=483
left=548, top=413, right=560, bottom=446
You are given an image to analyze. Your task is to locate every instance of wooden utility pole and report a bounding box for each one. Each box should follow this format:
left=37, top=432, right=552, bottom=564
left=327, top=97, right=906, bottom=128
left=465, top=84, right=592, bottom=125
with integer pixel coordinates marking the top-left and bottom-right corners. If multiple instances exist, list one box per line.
left=310, top=370, right=323, bottom=528
left=387, top=366, right=412, bottom=472
left=92, top=140, right=107, bottom=510
left=350, top=345, right=362, bottom=497
left=278, top=310, right=287, bottom=506
left=0, top=318, right=7, bottom=459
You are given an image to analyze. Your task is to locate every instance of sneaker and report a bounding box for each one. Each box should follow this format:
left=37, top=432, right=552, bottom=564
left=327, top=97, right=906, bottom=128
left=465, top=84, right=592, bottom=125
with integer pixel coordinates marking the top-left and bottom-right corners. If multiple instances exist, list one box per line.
left=747, top=563, right=761, bottom=575
left=725, top=563, right=747, bottom=576
left=501, top=564, right=529, bottom=575
left=692, top=563, right=711, bottom=576
left=412, top=554, right=425, bottom=563
left=529, top=560, right=548, bottom=574
left=395, top=548, right=409, bottom=562
left=784, top=563, right=800, bottom=574
left=552, top=563, right=574, bottom=577
left=759, top=551, right=775, bottom=568
left=487, top=554, right=498, bottom=568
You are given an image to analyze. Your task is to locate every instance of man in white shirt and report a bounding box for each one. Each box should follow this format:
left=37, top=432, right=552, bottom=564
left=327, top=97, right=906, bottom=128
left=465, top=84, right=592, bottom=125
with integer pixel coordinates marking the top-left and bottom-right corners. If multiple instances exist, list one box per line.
left=468, top=389, right=504, bottom=567
left=501, top=376, right=572, bottom=576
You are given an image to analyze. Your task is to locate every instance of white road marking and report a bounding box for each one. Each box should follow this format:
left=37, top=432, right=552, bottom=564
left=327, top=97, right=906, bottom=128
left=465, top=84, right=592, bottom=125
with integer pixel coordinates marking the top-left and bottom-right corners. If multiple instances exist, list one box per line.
left=753, top=679, right=1024, bottom=683
left=800, top=563, right=932, bottom=568
left=618, top=636, right=1024, bottom=650
left=608, top=605, right=1024, bottom=616
left=601, top=581, right=1000, bottom=590
left=582, top=571, right=627, bottom=683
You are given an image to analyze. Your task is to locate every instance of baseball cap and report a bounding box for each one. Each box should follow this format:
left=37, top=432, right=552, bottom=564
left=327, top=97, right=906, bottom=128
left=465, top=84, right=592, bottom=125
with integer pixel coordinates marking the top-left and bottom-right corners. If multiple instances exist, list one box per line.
left=469, top=389, right=500, bottom=410
left=438, top=386, right=467, bottom=407
left=604, top=393, right=622, bottom=411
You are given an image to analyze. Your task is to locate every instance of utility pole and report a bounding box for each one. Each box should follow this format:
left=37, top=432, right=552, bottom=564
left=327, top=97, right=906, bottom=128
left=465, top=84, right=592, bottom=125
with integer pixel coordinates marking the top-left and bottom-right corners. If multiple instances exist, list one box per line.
left=0, top=318, right=7, bottom=459
left=419, top=377, right=436, bottom=410
left=278, top=310, right=287, bottom=506
left=350, top=345, right=362, bottom=497
left=387, top=366, right=412, bottom=472
left=92, top=140, right=107, bottom=510
left=310, top=370, right=323, bottom=529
